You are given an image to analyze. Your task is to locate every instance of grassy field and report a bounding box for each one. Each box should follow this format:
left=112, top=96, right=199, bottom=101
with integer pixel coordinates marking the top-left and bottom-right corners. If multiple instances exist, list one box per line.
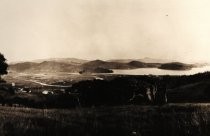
left=0, top=104, right=210, bottom=136
left=4, top=72, right=100, bottom=86
left=1, top=72, right=210, bottom=136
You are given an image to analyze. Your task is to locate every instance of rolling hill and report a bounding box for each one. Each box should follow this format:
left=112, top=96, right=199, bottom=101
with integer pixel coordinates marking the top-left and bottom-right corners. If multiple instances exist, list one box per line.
left=158, top=62, right=194, bottom=70
left=168, top=80, right=210, bottom=102
left=9, top=61, right=80, bottom=73
left=9, top=58, right=197, bottom=74
left=81, top=60, right=132, bottom=69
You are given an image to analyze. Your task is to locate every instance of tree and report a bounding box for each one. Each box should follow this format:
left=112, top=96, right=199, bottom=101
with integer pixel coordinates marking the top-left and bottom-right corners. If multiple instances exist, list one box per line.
left=0, top=53, right=8, bottom=79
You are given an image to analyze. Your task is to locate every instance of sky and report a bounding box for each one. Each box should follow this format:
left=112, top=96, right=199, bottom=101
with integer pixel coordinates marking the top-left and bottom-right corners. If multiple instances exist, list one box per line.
left=0, top=0, right=210, bottom=63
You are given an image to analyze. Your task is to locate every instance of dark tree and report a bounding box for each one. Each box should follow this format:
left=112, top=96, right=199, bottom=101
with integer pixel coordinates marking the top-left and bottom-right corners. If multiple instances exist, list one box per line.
left=0, top=53, right=8, bottom=78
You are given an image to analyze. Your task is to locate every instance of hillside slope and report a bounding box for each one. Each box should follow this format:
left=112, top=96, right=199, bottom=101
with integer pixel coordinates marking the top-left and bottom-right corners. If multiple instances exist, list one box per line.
left=159, top=62, right=193, bottom=70
left=167, top=80, right=210, bottom=102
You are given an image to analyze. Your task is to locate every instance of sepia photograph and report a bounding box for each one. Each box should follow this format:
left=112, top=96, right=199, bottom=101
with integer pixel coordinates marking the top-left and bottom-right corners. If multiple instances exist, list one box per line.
left=0, top=0, right=210, bottom=136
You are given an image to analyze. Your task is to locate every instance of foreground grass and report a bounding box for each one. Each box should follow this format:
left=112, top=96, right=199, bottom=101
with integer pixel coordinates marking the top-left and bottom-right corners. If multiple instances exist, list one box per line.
left=0, top=104, right=210, bottom=136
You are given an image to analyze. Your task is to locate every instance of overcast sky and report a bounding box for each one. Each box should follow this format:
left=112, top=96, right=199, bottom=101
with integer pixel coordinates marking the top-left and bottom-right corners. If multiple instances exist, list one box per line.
left=0, top=0, right=210, bottom=63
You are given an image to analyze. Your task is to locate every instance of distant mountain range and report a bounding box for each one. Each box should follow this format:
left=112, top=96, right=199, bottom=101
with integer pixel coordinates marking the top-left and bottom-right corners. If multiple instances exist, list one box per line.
left=10, top=58, right=88, bottom=65
left=108, top=57, right=176, bottom=63
left=9, top=58, right=202, bottom=74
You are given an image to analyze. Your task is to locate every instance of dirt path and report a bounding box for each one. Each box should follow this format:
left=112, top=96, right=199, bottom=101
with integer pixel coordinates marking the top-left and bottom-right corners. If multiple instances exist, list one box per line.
left=26, top=80, right=72, bottom=88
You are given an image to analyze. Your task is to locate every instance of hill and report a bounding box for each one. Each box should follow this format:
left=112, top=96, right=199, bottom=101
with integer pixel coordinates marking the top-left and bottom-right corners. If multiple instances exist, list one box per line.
left=9, top=61, right=80, bottom=73
left=128, top=61, right=161, bottom=68
left=81, top=60, right=132, bottom=70
left=168, top=80, right=210, bottom=102
left=81, top=60, right=161, bottom=70
left=31, top=58, right=88, bottom=65
left=9, top=58, right=197, bottom=74
left=9, top=62, right=38, bottom=72
left=159, top=62, right=193, bottom=70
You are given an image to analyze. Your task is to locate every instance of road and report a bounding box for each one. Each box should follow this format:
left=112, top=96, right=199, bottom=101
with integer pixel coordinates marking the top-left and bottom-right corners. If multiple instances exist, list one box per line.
left=27, top=80, right=72, bottom=88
